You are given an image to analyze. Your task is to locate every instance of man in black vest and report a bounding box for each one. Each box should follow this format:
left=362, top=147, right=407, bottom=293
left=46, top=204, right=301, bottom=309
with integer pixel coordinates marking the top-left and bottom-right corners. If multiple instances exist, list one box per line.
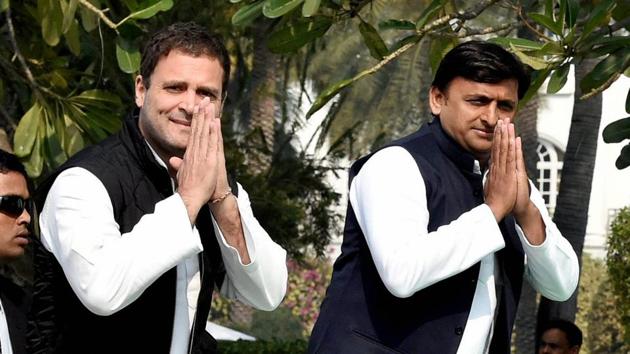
left=0, top=149, right=31, bottom=354
left=309, top=41, right=579, bottom=353
left=30, top=22, right=287, bottom=354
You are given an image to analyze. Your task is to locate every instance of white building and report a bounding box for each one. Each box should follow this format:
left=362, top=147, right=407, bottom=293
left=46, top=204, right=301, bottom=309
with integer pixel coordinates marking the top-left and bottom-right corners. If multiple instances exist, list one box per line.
left=537, top=68, right=630, bottom=258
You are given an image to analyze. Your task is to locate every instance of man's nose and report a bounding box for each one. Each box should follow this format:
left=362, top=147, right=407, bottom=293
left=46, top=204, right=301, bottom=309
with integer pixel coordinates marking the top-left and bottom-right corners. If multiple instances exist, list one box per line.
left=18, top=207, right=31, bottom=226
left=179, top=90, right=201, bottom=115
left=481, top=103, right=499, bottom=126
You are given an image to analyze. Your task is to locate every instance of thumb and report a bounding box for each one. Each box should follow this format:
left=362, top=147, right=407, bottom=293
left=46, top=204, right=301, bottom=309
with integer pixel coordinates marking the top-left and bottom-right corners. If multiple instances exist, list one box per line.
left=168, top=156, right=183, bottom=173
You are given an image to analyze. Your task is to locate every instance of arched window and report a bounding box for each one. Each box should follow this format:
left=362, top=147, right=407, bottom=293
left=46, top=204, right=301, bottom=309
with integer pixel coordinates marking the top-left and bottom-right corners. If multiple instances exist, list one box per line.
left=536, top=139, right=564, bottom=215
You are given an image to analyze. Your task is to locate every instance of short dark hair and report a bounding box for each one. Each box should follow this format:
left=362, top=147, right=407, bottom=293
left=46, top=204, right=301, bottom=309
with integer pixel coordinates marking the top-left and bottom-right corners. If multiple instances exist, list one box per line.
left=432, top=40, right=530, bottom=99
left=0, top=149, right=27, bottom=180
left=140, top=22, right=230, bottom=97
left=541, top=319, right=583, bottom=347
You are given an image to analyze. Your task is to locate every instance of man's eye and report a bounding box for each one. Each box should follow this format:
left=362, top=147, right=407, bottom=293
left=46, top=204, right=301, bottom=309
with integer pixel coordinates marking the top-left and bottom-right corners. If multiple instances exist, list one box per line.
left=165, top=86, right=184, bottom=93
left=200, top=92, right=219, bottom=102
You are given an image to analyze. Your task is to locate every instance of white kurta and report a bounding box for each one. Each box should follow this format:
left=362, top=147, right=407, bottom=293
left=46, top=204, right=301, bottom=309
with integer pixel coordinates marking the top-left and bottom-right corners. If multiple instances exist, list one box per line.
left=40, top=164, right=287, bottom=354
left=349, top=146, right=579, bottom=353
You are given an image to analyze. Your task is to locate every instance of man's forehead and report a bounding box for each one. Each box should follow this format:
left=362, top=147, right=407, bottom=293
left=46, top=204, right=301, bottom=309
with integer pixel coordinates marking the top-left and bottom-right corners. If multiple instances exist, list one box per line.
left=445, top=77, right=518, bottom=97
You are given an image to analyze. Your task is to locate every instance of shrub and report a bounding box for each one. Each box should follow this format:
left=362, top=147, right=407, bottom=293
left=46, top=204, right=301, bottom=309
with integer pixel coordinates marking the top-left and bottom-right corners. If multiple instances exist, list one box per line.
left=217, top=339, right=308, bottom=354
left=576, top=254, right=629, bottom=353
left=607, top=207, right=630, bottom=341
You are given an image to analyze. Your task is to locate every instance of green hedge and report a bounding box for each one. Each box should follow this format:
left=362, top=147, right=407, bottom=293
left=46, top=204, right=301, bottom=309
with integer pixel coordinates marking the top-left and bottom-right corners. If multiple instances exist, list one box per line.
left=217, top=339, right=308, bottom=354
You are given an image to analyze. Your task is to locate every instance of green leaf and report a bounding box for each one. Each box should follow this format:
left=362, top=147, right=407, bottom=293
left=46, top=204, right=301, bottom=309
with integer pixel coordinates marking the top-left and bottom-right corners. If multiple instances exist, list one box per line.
left=558, top=0, right=566, bottom=32
left=603, top=117, right=630, bottom=143
left=520, top=68, right=551, bottom=107
left=615, top=143, right=630, bottom=169
left=584, top=36, right=630, bottom=58
left=547, top=63, right=570, bottom=94
left=1, top=0, right=8, bottom=13
left=118, top=0, right=173, bottom=25
left=61, top=0, right=79, bottom=33
left=14, top=102, right=43, bottom=158
left=71, top=89, right=123, bottom=107
left=359, top=20, right=389, bottom=60
left=544, top=0, right=553, bottom=17
left=416, top=0, right=445, bottom=30
left=302, top=0, right=320, bottom=17
left=429, top=36, right=458, bottom=73
left=267, top=17, right=332, bottom=53
left=41, top=0, right=64, bottom=46
left=528, top=13, right=562, bottom=36
left=65, top=19, right=81, bottom=56
left=115, top=37, right=141, bottom=74
left=43, top=113, right=67, bottom=168
left=263, top=0, right=304, bottom=18
left=582, top=0, right=616, bottom=39
left=379, top=19, right=416, bottom=31
left=65, top=125, right=85, bottom=157
left=536, top=41, right=565, bottom=56
left=306, top=77, right=354, bottom=118
left=510, top=44, right=549, bottom=70
left=612, top=0, right=630, bottom=24
left=580, top=48, right=630, bottom=95
left=489, top=37, right=544, bottom=51
left=23, top=130, right=43, bottom=178
left=564, top=0, right=579, bottom=29
left=80, top=0, right=99, bottom=31
left=230, top=0, right=244, bottom=3
left=232, top=0, right=264, bottom=26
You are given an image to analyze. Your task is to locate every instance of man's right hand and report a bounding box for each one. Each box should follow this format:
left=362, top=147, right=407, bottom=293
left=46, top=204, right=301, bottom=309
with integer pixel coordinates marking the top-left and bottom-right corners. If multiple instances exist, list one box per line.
left=169, top=98, right=220, bottom=224
left=484, top=118, right=518, bottom=221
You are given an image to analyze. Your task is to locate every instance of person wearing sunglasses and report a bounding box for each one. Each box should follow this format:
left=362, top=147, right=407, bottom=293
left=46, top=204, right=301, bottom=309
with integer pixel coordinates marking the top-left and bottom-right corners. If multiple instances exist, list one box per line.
left=0, top=149, right=31, bottom=354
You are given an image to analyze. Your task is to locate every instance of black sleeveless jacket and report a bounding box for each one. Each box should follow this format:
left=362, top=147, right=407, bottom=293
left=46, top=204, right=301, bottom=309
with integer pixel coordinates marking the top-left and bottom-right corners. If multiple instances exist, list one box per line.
left=308, top=119, right=524, bottom=354
left=29, top=112, right=231, bottom=354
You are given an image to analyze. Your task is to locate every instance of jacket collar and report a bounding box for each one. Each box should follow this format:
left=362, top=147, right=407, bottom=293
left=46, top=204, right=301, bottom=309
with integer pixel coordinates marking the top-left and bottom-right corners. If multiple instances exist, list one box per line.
left=429, top=118, right=482, bottom=176
left=120, top=110, right=171, bottom=182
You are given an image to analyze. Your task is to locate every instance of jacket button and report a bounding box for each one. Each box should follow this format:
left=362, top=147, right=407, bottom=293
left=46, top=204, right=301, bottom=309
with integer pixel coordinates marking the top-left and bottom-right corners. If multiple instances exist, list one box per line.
left=455, top=327, right=464, bottom=335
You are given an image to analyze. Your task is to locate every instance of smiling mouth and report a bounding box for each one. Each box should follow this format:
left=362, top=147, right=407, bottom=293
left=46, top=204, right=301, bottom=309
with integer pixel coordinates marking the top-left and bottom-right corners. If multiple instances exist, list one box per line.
left=169, top=118, right=191, bottom=127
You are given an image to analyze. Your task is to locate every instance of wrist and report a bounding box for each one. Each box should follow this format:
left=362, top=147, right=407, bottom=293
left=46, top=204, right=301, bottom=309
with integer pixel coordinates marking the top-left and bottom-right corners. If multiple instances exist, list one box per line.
left=211, top=187, right=232, bottom=204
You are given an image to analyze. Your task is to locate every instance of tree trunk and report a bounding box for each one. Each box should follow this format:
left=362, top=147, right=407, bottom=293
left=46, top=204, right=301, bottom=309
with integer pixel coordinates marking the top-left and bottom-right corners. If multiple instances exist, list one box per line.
left=247, top=21, right=281, bottom=174
left=513, top=96, right=540, bottom=354
left=536, top=58, right=602, bottom=339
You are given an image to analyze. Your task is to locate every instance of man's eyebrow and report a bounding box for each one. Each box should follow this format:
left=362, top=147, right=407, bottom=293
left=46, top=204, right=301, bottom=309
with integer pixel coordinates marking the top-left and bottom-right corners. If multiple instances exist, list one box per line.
left=162, top=80, right=186, bottom=87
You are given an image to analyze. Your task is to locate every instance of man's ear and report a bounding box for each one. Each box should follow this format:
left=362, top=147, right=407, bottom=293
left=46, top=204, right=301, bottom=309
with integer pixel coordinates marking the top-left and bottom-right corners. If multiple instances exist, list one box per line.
left=429, top=86, right=446, bottom=116
left=135, top=75, right=146, bottom=108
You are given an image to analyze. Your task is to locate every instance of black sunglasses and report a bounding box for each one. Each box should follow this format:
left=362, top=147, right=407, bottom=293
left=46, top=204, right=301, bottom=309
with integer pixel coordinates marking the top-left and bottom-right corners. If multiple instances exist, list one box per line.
left=0, top=195, right=30, bottom=217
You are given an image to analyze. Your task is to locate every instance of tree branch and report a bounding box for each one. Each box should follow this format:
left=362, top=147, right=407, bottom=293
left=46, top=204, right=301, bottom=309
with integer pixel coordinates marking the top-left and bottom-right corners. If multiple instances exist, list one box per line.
left=433, top=22, right=518, bottom=38
left=77, top=0, right=118, bottom=32
left=5, top=6, right=40, bottom=98
left=580, top=71, right=621, bottom=100
left=359, top=0, right=503, bottom=80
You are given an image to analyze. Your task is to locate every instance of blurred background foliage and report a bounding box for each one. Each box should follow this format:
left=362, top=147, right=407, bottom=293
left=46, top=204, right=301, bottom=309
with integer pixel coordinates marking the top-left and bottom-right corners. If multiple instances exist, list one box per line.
left=1, top=0, right=629, bottom=351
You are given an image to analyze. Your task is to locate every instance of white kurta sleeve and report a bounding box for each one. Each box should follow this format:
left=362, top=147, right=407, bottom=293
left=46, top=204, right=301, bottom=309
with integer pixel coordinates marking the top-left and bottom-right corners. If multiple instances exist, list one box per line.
left=39, top=167, right=204, bottom=316
left=516, top=181, right=579, bottom=301
left=215, top=183, right=287, bottom=311
left=350, top=146, right=506, bottom=298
